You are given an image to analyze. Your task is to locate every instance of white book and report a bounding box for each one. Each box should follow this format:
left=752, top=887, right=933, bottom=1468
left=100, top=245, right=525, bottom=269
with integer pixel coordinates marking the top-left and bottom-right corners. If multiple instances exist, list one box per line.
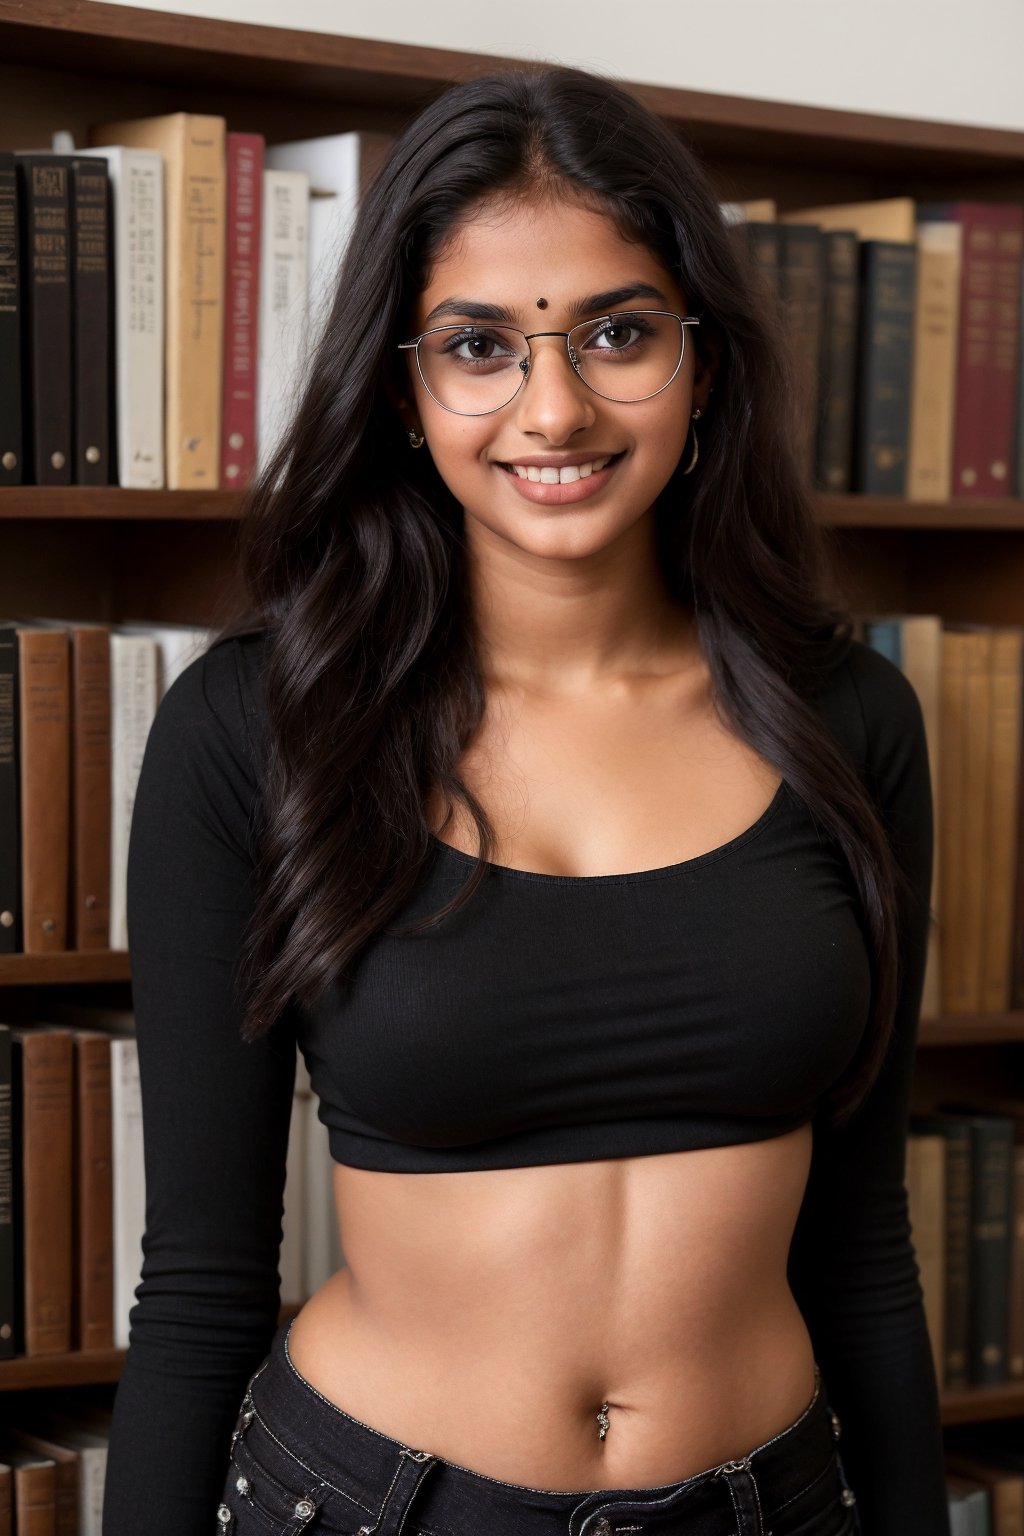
left=264, top=132, right=367, bottom=346
left=73, top=146, right=165, bottom=488
left=256, top=168, right=309, bottom=478
left=114, top=621, right=212, bottom=701
left=110, top=1036, right=144, bottom=1353
left=25, top=1422, right=108, bottom=1536
left=108, top=632, right=158, bottom=949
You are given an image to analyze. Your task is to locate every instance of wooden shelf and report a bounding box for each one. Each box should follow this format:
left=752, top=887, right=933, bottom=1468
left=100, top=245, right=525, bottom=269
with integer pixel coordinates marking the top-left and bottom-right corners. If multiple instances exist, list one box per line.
left=0, top=487, right=239, bottom=520
left=0, top=1349, right=124, bottom=1392
left=0, top=951, right=131, bottom=986
left=919, top=1014, right=1024, bottom=1045
left=940, top=1380, right=1024, bottom=1426
left=6, top=487, right=1024, bottom=530
left=2, top=0, right=1023, bottom=177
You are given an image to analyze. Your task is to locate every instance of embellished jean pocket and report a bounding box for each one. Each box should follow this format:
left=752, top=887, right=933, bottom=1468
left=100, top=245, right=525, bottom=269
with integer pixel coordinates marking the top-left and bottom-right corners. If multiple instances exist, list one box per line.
left=216, top=1412, right=371, bottom=1535
left=763, top=1446, right=857, bottom=1536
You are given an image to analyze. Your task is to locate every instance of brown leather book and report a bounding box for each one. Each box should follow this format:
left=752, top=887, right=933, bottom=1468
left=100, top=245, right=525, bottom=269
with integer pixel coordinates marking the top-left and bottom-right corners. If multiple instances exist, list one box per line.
left=0, top=1462, right=10, bottom=1535
left=2, top=1432, right=75, bottom=1536
left=15, top=626, right=70, bottom=953
left=69, top=1030, right=113, bottom=1351
left=906, top=1132, right=946, bottom=1389
left=0, top=1447, right=56, bottom=1536
left=11, top=1031, right=73, bottom=1355
left=906, top=220, right=961, bottom=501
left=941, top=628, right=992, bottom=1013
left=86, top=112, right=226, bottom=489
left=982, top=630, right=1024, bottom=1011
left=67, top=625, right=111, bottom=950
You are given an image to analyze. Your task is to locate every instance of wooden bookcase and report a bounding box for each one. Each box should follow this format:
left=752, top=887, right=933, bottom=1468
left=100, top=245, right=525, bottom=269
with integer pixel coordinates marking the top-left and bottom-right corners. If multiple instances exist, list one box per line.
left=1, top=0, right=1023, bottom=1444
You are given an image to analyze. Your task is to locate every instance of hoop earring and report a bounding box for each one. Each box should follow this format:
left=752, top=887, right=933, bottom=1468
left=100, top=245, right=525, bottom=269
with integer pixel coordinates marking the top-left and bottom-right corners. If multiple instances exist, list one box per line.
left=407, top=429, right=425, bottom=449
left=682, top=408, right=702, bottom=476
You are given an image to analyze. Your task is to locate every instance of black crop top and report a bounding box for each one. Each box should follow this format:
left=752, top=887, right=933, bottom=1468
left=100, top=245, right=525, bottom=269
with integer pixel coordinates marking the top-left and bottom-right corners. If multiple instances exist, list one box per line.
left=101, top=632, right=951, bottom=1535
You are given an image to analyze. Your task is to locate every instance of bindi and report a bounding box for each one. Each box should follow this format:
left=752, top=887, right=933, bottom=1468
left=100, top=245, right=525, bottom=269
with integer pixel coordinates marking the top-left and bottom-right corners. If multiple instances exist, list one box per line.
left=535, top=297, right=548, bottom=309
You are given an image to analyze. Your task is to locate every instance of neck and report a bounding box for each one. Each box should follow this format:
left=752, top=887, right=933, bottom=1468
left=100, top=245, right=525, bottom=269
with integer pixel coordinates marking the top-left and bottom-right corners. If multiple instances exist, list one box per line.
left=464, top=512, right=699, bottom=698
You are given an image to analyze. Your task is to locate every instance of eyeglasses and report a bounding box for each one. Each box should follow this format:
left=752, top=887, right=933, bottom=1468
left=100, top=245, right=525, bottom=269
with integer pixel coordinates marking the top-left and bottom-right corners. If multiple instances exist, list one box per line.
left=397, top=310, right=700, bottom=416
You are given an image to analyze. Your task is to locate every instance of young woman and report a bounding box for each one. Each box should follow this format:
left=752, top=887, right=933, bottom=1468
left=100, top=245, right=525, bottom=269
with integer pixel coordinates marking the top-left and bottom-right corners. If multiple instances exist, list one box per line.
left=102, top=66, right=951, bottom=1536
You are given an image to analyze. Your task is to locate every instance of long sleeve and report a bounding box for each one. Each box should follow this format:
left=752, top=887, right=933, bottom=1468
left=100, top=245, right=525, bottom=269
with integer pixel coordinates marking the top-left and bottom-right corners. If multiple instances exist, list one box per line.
left=787, top=642, right=950, bottom=1536
left=102, top=637, right=297, bottom=1535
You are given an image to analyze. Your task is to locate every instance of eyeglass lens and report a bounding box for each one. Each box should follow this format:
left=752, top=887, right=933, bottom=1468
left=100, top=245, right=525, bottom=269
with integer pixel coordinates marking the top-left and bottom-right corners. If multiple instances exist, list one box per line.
left=413, top=312, right=687, bottom=414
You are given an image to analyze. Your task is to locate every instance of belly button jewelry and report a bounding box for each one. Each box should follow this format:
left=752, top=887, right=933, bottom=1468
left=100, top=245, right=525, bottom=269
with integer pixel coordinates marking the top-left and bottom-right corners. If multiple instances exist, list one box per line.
left=597, top=1402, right=611, bottom=1440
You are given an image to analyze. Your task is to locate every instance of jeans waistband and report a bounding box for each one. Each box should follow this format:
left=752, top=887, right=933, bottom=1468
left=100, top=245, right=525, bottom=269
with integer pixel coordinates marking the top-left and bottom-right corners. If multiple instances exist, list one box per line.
left=241, top=1315, right=839, bottom=1536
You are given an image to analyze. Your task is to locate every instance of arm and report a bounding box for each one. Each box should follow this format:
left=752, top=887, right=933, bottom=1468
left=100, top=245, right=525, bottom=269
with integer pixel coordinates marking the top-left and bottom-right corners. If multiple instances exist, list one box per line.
left=102, top=637, right=297, bottom=1535
left=787, top=644, right=950, bottom=1536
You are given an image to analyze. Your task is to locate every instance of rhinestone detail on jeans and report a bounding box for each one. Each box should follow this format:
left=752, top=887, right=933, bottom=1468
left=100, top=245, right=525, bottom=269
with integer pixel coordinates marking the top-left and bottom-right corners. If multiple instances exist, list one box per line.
left=295, top=1498, right=316, bottom=1518
left=216, top=1506, right=232, bottom=1526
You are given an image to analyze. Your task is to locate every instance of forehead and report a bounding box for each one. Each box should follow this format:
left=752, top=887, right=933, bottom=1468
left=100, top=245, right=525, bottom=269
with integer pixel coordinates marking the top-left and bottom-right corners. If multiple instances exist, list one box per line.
left=413, top=191, right=685, bottom=323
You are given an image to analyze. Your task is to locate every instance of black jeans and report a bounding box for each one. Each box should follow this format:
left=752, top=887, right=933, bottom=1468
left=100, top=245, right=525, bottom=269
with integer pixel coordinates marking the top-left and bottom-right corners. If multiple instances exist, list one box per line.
left=216, top=1316, right=862, bottom=1535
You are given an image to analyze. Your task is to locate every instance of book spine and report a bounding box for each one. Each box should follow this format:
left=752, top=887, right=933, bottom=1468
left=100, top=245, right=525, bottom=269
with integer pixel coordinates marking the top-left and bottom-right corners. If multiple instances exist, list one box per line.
left=1009, top=1142, right=1024, bottom=1379
left=12, top=1031, right=73, bottom=1355
left=69, top=158, right=112, bottom=485
left=981, top=629, right=1023, bottom=1010
left=0, top=1026, right=13, bottom=1360
left=220, top=132, right=263, bottom=491
left=951, top=205, right=1024, bottom=498
left=12, top=1459, right=57, bottom=1535
left=968, top=1117, right=1015, bottom=1384
left=851, top=240, right=916, bottom=494
left=778, top=225, right=825, bottom=484
left=167, top=117, right=226, bottom=488
left=14, top=155, right=73, bottom=485
left=907, top=222, right=961, bottom=501
left=69, top=627, right=111, bottom=951
left=0, top=151, right=23, bottom=485
left=943, top=1127, right=972, bottom=1391
left=0, top=626, right=18, bottom=954
left=815, top=230, right=859, bottom=492
left=17, top=628, right=70, bottom=954
left=72, top=1035, right=113, bottom=1351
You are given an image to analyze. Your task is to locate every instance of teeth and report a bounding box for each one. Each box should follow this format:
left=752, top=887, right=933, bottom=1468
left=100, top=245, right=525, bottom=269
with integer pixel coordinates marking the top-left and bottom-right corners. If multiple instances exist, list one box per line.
left=509, top=456, right=614, bottom=484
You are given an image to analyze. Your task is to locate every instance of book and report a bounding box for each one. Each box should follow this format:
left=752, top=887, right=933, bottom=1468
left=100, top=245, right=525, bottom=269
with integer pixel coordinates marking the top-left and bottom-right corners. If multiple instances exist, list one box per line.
left=0, top=152, right=23, bottom=486
left=917, top=201, right=1024, bottom=499
left=907, top=219, right=962, bottom=501
left=67, top=156, right=112, bottom=485
left=255, top=167, right=308, bottom=476
left=13, top=624, right=70, bottom=953
left=12, top=154, right=73, bottom=485
left=11, top=1029, right=73, bottom=1355
left=220, top=131, right=264, bottom=491
left=86, top=112, right=226, bottom=488
left=73, top=146, right=165, bottom=488
left=851, top=239, right=917, bottom=494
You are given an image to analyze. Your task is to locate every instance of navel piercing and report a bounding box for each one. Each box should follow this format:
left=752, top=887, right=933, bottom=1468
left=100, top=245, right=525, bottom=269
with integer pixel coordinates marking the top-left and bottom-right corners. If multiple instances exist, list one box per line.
left=536, top=297, right=548, bottom=309
left=597, top=1402, right=611, bottom=1439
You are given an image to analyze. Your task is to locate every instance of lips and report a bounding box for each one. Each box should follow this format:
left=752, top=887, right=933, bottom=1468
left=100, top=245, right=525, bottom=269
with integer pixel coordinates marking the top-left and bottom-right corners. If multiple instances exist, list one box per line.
left=499, top=452, right=624, bottom=484
left=496, top=451, right=625, bottom=505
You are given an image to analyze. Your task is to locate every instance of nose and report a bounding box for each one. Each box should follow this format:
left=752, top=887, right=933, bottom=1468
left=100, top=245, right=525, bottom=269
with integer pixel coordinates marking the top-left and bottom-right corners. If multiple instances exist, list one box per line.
left=512, top=336, right=597, bottom=444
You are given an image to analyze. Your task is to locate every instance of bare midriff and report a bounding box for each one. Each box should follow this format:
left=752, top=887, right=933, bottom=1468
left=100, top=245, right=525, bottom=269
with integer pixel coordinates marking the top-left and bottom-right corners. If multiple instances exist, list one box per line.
left=286, top=1124, right=817, bottom=1492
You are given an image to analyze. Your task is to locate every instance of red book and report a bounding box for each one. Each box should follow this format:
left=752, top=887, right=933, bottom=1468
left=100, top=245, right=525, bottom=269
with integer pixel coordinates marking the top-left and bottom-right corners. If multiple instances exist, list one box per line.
left=220, top=132, right=263, bottom=491
left=918, top=201, right=1023, bottom=499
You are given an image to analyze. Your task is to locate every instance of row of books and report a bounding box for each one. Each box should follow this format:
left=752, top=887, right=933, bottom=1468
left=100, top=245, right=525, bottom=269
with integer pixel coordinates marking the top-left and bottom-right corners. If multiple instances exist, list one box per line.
left=944, top=1442, right=1024, bottom=1535
left=0, top=619, right=211, bottom=954
left=851, top=613, right=1024, bottom=1020
left=0, top=1014, right=141, bottom=1359
left=907, top=1103, right=1024, bottom=1390
left=0, top=118, right=392, bottom=491
left=724, top=194, right=1023, bottom=501
left=0, top=1406, right=111, bottom=1536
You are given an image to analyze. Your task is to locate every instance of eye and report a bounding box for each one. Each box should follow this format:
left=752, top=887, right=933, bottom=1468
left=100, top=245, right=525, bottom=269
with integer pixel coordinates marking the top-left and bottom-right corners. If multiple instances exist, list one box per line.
left=580, top=313, right=656, bottom=352
left=439, top=328, right=519, bottom=365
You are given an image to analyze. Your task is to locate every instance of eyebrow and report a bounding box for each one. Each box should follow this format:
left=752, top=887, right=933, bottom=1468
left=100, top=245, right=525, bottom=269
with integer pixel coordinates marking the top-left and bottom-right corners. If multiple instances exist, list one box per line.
left=422, top=282, right=672, bottom=327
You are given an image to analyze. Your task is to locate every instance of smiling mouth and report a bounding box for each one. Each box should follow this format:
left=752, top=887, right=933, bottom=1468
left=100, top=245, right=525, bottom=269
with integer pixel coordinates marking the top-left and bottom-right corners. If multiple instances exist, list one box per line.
left=499, top=452, right=624, bottom=485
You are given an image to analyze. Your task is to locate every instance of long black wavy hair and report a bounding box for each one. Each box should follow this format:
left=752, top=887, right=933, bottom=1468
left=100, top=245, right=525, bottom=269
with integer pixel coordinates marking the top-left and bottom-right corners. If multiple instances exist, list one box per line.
left=215, top=64, right=914, bottom=1132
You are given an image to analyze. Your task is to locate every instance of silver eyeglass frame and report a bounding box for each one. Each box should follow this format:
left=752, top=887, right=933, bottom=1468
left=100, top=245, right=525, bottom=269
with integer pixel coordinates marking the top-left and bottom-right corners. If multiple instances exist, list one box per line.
left=397, top=310, right=701, bottom=416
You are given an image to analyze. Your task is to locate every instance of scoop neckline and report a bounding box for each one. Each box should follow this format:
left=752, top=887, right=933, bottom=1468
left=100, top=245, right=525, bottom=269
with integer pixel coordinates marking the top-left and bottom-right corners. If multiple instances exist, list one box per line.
left=428, top=778, right=788, bottom=885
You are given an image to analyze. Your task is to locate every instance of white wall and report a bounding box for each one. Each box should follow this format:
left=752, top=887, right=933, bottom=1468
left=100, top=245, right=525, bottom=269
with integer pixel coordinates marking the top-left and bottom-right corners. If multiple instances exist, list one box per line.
left=101, top=0, right=1024, bottom=133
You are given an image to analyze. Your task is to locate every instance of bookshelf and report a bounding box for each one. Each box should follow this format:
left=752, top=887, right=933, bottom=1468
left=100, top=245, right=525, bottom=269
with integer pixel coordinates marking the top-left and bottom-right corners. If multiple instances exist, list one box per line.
left=2, top=0, right=1023, bottom=1444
